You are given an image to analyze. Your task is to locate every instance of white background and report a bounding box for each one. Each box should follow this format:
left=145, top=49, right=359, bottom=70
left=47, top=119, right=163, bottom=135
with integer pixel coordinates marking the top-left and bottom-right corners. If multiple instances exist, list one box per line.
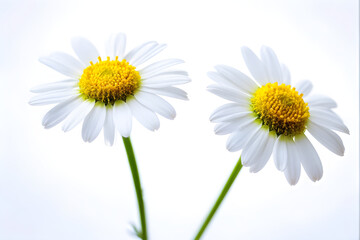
left=0, top=0, right=358, bottom=239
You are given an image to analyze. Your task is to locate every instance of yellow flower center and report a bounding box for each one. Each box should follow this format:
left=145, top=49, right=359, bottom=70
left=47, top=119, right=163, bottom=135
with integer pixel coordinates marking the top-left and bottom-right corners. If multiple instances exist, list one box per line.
left=79, top=56, right=141, bottom=105
left=251, top=82, right=310, bottom=136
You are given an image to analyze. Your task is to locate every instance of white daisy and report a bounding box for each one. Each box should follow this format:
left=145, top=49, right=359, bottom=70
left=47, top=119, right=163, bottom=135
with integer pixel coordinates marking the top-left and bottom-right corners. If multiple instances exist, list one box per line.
left=208, top=46, right=349, bottom=185
left=30, top=33, right=190, bottom=145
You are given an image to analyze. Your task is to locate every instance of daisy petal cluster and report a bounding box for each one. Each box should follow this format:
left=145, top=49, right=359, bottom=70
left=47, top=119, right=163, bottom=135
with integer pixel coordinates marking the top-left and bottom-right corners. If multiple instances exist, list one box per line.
left=208, top=46, right=349, bottom=185
left=30, top=33, right=190, bottom=145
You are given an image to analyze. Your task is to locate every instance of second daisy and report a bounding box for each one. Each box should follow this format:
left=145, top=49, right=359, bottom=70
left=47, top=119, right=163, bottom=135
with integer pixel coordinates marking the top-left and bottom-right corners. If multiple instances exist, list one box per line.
left=194, top=45, right=348, bottom=240
left=207, top=46, right=348, bottom=185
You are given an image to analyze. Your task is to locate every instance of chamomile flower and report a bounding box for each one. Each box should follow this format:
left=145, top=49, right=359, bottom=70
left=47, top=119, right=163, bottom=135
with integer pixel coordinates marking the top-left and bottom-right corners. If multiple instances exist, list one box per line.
left=208, top=46, right=349, bottom=185
left=30, top=33, right=190, bottom=145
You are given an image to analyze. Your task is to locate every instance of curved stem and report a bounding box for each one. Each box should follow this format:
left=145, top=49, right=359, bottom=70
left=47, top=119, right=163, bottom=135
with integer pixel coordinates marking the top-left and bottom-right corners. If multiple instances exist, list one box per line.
left=194, top=156, right=243, bottom=240
left=122, top=137, right=147, bottom=240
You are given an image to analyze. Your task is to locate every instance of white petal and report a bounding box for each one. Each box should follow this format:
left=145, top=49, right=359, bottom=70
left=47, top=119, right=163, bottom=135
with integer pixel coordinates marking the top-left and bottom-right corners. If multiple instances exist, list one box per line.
left=214, top=115, right=256, bottom=135
left=142, top=75, right=191, bottom=87
left=30, top=79, right=78, bottom=93
left=239, top=127, right=263, bottom=165
left=29, top=89, right=78, bottom=106
left=207, top=71, right=238, bottom=89
left=284, top=139, right=301, bottom=185
left=210, top=103, right=251, bottom=122
left=125, top=41, right=157, bottom=64
left=305, top=95, right=337, bottom=109
left=132, top=43, right=167, bottom=66
left=106, top=33, right=126, bottom=59
left=226, top=120, right=261, bottom=152
left=309, top=108, right=349, bottom=134
left=211, top=102, right=247, bottom=116
left=212, top=112, right=254, bottom=123
left=273, top=135, right=290, bottom=171
left=281, top=64, right=291, bottom=85
left=241, top=46, right=269, bottom=85
left=295, top=134, right=323, bottom=182
left=39, top=52, right=84, bottom=78
left=207, top=84, right=250, bottom=105
left=113, top=101, right=132, bottom=138
left=260, top=46, right=283, bottom=84
left=307, top=120, right=345, bottom=156
left=140, top=86, right=188, bottom=100
left=149, top=70, right=188, bottom=78
left=214, top=65, right=258, bottom=94
left=135, top=91, right=176, bottom=119
left=140, top=59, right=185, bottom=79
left=249, top=131, right=276, bottom=173
left=242, top=127, right=275, bottom=170
left=129, top=42, right=158, bottom=66
left=42, top=96, right=83, bottom=129
left=214, top=122, right=239, bottom=135
left=127, top=98, right=160, bottom=131
left=62, top=99, right=95, bottom=132
left=104, top=105, right=115, bottom=146
left=295, top=80, right=313, bottom=96
left=82, top=102, right=106, bottom=143
left=71, top=37, right=100, bottom=66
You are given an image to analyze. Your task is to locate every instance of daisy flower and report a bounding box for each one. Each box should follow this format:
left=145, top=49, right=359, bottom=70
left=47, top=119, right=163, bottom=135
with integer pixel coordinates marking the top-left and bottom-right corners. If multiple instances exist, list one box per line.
left=207, top=46, right=349, bottom=185
left=29, top=33, right=190, bottom=146
left=194, top=46, right=348, bottom=240
left=30, top=33, right=190, bottom=240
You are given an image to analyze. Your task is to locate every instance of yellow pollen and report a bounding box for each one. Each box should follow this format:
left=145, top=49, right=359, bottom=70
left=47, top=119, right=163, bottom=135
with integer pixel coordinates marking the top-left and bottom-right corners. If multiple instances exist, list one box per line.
left=251, top=82, right=310, bottom=136
left=79, top=57, right=141, bottom=105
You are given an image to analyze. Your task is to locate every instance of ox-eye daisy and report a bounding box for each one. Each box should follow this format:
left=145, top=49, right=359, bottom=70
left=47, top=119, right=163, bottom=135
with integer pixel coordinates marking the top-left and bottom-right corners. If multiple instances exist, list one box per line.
left=30, top=33, right=189, bottom=145
left=30, top=33, right=190, bottom=240
left=208, top=46, right=348, bottom=184
left=194, top=46, right=348, bottom=239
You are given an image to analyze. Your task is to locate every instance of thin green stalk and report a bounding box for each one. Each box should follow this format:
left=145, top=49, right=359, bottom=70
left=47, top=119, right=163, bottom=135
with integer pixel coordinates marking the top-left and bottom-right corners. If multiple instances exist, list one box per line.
left=194, top=156, right=243, bottom=240
left=122, top=137, right=147, bottom=240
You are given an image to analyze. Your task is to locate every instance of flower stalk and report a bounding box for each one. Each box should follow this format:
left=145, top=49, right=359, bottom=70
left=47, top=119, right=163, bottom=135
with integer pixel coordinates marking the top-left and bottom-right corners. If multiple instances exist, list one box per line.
left=122, top=137, right=147, bottom=240
left=194, top=156, right=243, bottom=240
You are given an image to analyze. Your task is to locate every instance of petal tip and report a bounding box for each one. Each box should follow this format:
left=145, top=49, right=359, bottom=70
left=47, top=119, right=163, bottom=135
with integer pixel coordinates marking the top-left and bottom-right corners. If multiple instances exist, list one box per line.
left=123, top=133, right=131, bottom=138
left=226, top=146, right=237, bottom=152
left=62, top=125, right=70, bottom=133
left=104, top=140, right=114, bottom=147
left=345, top=128, right=350, bottom=135
left=38, top=57, right=47, bottom=65
left=225, top=143, right=232, bottom=151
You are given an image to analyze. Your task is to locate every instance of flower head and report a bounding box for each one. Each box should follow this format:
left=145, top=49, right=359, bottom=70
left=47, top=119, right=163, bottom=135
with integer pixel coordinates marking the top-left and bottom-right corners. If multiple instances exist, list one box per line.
left=208, top=46, right=349, bottom=185
left=30, top=33, right=190, bottom=145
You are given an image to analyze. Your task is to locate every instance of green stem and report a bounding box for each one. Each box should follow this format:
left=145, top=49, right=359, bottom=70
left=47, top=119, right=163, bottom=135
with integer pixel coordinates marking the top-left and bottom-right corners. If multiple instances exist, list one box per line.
left=122, top=137, right=147, bottom=240
left=194, top=156, right=243, bottom=240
